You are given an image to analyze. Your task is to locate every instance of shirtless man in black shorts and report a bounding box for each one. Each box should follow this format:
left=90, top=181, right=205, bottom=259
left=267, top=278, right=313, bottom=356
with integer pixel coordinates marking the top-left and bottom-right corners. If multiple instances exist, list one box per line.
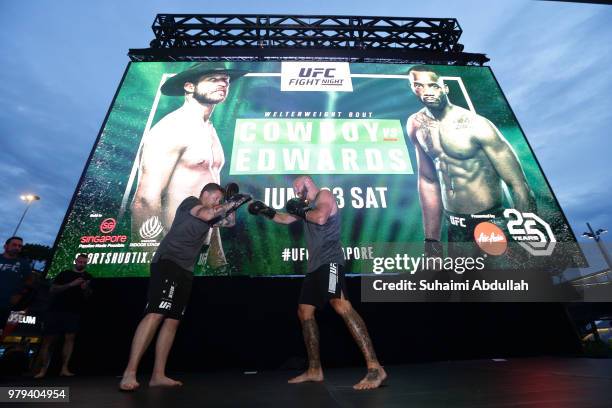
left=249, top=176, right=387, bottom=390
left=119, top=182, right=250, bottom=391
left=406, top=65, right=535, bottom=253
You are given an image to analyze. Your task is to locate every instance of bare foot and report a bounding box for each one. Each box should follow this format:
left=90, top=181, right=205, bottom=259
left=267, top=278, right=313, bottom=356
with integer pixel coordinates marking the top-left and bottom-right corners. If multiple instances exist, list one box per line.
left=288, top=369, right=324, bottom=384
left=119, top=373, right=140, bottom=392
left=149, top=376, right=183, bottom=387
left=353, top=367, right=387, bottom=390
left=60, top=370, right=75, bottom=377
left=33, top=370, right=46, bottom=379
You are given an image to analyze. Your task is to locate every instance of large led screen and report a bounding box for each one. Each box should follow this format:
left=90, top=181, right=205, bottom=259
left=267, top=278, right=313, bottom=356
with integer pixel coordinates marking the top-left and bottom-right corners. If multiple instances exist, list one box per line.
left=47, top=61, right=583, bottom=278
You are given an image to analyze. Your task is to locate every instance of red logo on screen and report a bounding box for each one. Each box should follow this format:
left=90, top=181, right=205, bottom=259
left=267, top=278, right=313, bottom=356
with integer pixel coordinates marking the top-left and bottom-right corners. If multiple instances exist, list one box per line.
left=100, top=218, right=117, bottom=234
left=80, top=235, right=127, bottom=244
left=474, top=222, right=507, bottom=256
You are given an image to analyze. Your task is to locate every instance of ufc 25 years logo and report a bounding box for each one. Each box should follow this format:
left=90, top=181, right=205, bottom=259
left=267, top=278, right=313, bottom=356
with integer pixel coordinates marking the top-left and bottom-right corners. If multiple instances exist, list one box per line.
left=503, top=209, right=556, bottom=256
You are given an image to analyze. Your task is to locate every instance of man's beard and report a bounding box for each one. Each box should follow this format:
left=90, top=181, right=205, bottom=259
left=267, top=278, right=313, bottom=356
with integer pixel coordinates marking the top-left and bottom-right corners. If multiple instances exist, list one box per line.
left=194, top=90, right=227, bottom=105
left=75, top=265, right=85, bottom=272
left=423, top=96, right=447, bottom=110
left=299, top=186, right=308, bottom=201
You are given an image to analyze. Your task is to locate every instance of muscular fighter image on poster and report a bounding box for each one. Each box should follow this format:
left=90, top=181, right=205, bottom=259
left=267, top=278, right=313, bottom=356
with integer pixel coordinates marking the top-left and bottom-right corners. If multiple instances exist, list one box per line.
left=129, top=63, right=246, bottom=270
left=46, top=61, right=583, bottom=281
left=405, top=65, right=536, bottom=251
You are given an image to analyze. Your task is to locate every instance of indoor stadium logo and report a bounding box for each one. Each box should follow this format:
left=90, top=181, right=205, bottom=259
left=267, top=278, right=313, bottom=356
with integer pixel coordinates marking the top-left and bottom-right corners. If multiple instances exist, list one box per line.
left=281, top=62, right=353, bottom=92
left=503, top=209, right=557, bottom=256
left=474, top=222, right=507, bottom=256
left=100, top=218, right=117, bottom=234
left=140, top=216, right=163, bottom=240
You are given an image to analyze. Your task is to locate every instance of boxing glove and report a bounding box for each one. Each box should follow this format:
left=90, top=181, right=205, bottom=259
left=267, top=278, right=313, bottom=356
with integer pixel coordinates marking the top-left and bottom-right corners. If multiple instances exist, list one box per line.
left=226, top=193, right=252, bottom=214
left=248, top=200, right=276, bottom=219
left=286, top=198, right=311, bottom=219
left=224, top=182, right=239, bottom=201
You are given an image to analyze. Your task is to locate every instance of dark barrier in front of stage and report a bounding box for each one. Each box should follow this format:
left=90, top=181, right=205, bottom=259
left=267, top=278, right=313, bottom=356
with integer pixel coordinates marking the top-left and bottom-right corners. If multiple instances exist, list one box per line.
left=67, top=277, right=581, bottom=375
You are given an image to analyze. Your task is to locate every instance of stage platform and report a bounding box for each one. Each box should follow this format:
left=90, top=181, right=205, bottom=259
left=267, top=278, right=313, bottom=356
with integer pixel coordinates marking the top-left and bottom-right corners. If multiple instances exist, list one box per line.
left=3, top=357, right=611, bottom=407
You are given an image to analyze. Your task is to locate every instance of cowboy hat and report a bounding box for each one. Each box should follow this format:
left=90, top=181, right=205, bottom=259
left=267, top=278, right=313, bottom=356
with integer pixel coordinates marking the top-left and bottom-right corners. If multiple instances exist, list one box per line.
left=161, top=63, right=247, bottom=96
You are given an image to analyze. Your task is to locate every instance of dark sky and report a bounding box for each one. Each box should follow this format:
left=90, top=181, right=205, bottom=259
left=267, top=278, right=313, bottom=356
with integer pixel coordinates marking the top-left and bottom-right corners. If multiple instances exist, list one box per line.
left=1, top=1, right=610, bottom=257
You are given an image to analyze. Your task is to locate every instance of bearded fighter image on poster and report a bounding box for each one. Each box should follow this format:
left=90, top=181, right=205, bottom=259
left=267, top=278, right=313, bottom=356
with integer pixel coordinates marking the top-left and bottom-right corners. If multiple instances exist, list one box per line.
left=46, top=61, right=584, bottom=278
left=128, top=63, right=247, bottom=274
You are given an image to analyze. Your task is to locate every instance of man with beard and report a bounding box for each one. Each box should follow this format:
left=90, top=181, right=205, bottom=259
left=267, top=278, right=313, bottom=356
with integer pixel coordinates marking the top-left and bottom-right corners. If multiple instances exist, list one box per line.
left=0, top=237, right=32, bottom=332
left=248, top=176, right=387, bottom=390
left=406, top=65, right=535, bottom=255
left=131, top=63, right=246, bottom=272
left=34, top=254, right=93, bottom=378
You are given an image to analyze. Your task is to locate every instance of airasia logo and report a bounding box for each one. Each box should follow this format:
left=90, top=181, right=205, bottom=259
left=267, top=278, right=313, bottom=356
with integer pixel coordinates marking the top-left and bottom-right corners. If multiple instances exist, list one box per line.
left=474, top=222, right=508, bottom=256
left=100, top=218, right=116, bottom=234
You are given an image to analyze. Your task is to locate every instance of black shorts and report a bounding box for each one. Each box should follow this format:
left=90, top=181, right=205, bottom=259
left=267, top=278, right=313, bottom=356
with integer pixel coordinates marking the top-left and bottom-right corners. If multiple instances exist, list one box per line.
left=299, top=263, right=347, bottom=309
left=145, top=259, right=193, bottom=320
left=43, top=311, right=80, bottom=335
left=445, top=206, right=507, bottom=258
left=0, top=308, right=9, bottom=329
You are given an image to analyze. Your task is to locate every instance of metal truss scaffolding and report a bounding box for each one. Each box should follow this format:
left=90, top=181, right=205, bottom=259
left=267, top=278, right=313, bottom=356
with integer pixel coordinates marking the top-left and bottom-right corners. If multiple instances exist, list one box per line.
left=129, top=14, right=489, bottom=65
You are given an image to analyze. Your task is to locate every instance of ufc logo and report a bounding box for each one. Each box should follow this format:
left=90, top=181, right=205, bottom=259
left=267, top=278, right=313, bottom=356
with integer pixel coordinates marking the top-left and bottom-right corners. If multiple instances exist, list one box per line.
left=168, top=285, right=175, bottom=299
left=328, top=263, right=338, bottom=293
left=449, top=216, right=466, bottom=227
left=299, top=67, right=335, bottom=78
left=158, top=301, right=172, bottom=310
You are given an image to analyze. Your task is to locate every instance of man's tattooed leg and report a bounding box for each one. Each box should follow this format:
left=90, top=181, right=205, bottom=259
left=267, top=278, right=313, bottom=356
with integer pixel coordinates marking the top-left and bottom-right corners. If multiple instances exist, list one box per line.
left=341, top=309, right=378, bottom=365
left=302, top=318, right=321, bottom=370
left=338, top=306, right=388, bottom=390
left=288, top=318, right=324, bottom=383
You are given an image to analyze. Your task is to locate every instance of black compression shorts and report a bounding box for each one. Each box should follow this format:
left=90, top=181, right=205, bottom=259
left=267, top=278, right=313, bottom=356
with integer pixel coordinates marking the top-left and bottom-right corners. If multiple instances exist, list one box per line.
left=299, top=263, right=347, bottom=309
left=145, top=259, right=193, bottom=320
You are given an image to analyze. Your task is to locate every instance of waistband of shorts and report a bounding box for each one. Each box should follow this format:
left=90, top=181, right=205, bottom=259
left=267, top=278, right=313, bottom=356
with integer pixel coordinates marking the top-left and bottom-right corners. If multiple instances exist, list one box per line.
left=443, top=205, right=505, bottom=220
left=152, top=257, right=193, bottom=276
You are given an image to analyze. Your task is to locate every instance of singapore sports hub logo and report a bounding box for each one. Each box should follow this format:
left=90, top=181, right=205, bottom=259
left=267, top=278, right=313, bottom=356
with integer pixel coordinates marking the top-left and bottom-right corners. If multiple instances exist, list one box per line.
left=139, top=216, right=163, bottom=240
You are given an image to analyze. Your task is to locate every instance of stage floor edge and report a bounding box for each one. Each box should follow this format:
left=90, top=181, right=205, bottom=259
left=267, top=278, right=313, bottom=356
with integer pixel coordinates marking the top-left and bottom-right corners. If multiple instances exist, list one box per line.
left=2, top=357, right=611, bottom=407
